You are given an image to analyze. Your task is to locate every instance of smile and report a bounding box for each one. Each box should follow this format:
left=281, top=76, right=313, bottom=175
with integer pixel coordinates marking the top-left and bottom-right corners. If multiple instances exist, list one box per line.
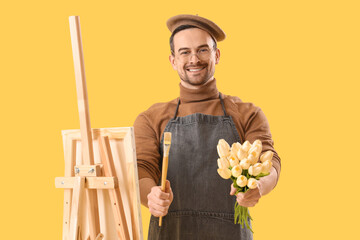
left=186, top=67, right=206, bottom=72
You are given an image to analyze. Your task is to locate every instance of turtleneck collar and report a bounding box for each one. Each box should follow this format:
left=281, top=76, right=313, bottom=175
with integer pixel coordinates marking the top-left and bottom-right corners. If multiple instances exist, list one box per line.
left=179, top=78, right=220, bottom=103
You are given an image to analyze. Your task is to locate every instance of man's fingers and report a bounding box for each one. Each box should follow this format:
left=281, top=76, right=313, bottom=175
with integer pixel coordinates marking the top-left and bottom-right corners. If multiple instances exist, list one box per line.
left=149, top=205, right=168, bottom=217
left=165, top=180, right=172, bottom=193
left=236, top=190, right=260, bottom=207
left=230, top=183, right=236, bottom=195
left=147, top=184, right=173, bottom=217
left=149, top=200, right=169, bottom=212
left=236, top=199, right=258, bottom=207
left=156, top=191, right=170, bottom=199
left=234, top=189, right=261, bottom=207
left=236, top=192, right=245, bottom=199
left=148, top=191, right=170, bottom=205
left=242, top=188, right=261, bottom=200
left=148, top=196, right=170, bottom=207
left=147, top=186, right=171, bottom=207
left=236, top=195, right=258, bottom=207
left=148, top=196, right=170, bottom=217
left=152, top=187, right=170, bottom=200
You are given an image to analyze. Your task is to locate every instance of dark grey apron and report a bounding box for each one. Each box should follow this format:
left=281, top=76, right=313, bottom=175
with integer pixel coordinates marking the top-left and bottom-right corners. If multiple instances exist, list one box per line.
left=148, top=93, right=253, bottom=240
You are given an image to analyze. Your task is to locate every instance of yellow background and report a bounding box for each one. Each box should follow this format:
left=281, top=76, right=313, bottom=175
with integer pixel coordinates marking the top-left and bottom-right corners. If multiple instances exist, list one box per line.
left=1, top=0, right=359, bottom=239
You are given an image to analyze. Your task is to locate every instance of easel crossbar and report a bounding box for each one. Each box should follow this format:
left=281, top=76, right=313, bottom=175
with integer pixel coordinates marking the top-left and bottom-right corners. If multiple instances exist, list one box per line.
left=55, top=177, right=118, bottom=189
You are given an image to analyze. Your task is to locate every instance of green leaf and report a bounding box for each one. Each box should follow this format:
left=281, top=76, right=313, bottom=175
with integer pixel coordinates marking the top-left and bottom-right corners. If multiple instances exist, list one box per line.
left=257, top=172, right=270, bottom=178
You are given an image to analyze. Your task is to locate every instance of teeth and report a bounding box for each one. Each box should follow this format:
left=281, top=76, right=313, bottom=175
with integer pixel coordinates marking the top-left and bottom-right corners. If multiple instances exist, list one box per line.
left=187, top=67, right=204, bottom=72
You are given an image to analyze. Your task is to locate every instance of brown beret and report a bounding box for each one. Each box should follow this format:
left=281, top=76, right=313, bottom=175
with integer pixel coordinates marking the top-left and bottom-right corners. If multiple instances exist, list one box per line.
left=167, top=14, right=226, bottom=42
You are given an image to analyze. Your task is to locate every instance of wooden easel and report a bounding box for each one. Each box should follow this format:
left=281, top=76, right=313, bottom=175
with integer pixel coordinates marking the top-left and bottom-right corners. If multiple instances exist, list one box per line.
left=55, top=16, right=143, bottom=240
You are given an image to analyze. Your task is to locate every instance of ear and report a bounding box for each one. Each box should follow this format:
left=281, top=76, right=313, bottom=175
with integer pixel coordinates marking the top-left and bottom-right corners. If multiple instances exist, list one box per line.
left=169, top=54, right=177, bottom=70
left=215, top=48, right=221, bottom=65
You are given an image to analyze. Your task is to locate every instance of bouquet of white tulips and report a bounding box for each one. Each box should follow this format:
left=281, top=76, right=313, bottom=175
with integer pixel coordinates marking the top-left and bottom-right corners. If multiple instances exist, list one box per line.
left=216, top=139, right=273, bottom=233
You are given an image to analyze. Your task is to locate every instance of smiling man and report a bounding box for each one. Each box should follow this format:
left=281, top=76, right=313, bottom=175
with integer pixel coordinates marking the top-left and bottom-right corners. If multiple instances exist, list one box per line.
left=134, top=14, right=281, bottom=240
left=169, top=25, right=220, bottom=87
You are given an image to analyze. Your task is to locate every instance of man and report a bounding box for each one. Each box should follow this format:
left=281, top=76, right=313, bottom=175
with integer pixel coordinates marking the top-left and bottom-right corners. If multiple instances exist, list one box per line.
left=134, top=14, right=281, bottom=239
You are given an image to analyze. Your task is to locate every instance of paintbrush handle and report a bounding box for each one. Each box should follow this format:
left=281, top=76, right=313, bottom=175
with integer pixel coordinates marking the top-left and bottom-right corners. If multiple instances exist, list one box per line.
left=160, top=156, right=169, bottom=190
left=159, top=216, right=163, bottom=227
left=159, top=155, right=169, bottom=226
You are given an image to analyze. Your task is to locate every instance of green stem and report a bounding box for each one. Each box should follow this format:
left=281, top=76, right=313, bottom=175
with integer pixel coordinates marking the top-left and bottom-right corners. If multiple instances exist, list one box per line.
left=232, top=184, right=254, bottom=233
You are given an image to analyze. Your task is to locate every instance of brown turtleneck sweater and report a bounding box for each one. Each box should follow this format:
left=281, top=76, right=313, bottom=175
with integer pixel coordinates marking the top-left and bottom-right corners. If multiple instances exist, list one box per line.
left=134, top=79, right=281, bottom=185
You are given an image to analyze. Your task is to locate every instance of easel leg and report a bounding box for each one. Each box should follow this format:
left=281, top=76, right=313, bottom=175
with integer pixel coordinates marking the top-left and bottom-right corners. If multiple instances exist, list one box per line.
left=95, top=233, right=104, bottom=240
left=69, top=177, right=86, bottom=240
left=99, top=135, right=130, bottom=239
left=85, top=189, right=101, bottom=239
left=69, top=16, right=101, bottom=239
left=63, top=138, right=77, bottom=240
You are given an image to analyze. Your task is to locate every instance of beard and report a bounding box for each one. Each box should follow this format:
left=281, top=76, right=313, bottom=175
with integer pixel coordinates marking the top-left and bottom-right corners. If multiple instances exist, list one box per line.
left=179, top=63, right=214, bottom=86
left=181, top=76, right=209, bottom=86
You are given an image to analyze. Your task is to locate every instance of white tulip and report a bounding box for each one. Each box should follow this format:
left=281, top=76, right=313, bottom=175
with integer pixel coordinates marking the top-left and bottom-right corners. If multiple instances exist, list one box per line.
left=228, top=154, right=240, bottom=167
left=241, top=140, right=251, bottom=152
left=247, top=154, right=257, bottom=165
left=217, top=168, right=232, bottom=179
left=248, top=163, right=262, bottom=176
left=247, top=178, right=258, bottom=189
left=217, top=139, right=230, bottom=158
left=240, top=158, right=251, bottom=170
left=236, top=175, right=248, bottom=187
left=252, top=139, right=262, bottom=148
left=217, top=157, right=230, bottom=169
left=231, top=165, right=243, bottom=178
left=249, top=145, right=262, bottom=160
left=231, top=142, right=241, bottom=156
left=261, top=160, right=273, bottom=174
left=237, top=148, right=248, bottom=161
left=260, top=150, right=274, bottom=163
left=248, top=145, right=257, bottom=156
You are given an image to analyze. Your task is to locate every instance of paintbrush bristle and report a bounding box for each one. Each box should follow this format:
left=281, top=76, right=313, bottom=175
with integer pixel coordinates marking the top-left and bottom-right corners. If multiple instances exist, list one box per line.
left=164, top=132, right=172, bottom=144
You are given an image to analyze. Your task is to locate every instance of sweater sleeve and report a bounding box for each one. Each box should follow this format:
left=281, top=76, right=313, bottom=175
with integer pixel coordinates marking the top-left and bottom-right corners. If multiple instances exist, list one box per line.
left=133, top=112, right=161, bottom=184
left=244, top=107, right=281, bottom=184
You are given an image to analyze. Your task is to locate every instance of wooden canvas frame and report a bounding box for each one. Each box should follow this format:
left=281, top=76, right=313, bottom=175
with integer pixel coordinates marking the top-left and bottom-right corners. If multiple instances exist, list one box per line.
left=57, top=127, right=143, bottom=240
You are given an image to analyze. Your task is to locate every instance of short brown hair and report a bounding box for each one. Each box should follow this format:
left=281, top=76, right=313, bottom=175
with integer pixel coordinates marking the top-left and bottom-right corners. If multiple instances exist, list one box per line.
left=170, top=25, right=217, bottom=56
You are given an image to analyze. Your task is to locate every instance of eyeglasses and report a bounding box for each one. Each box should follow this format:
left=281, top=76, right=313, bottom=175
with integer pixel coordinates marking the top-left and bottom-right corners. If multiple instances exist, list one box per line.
left=176, top=47, right=214, bottom=61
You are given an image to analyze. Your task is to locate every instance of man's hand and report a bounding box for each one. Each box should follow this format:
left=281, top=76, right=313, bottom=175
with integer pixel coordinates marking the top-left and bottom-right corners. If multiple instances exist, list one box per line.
left=230, top=166, right=278, bottom=207
left=147, top=180, right=173, bottom=217
left=230, top=183, right=261, bottom=207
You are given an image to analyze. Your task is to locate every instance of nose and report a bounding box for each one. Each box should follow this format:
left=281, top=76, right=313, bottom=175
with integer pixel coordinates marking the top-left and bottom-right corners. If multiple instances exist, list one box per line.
left=189, top=53, right=201, bottom=64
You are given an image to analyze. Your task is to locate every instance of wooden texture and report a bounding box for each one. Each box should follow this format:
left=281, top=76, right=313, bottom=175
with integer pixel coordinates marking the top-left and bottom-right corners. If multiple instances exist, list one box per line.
left=69, top=15, right=94, bottom=165
left=55, top=177, right=117, bottom=189
left=99, top=135, right=130, bottom=239
left=69, top=15, right=100, bottom=239
left=95, top=233, right=104, bottom=240
left=62, top=138, right=77, bottom=240
left=61, top=128, right=143, bottom=240
left=160, top=156, right=169, bottom=192
left=69, top=177, right=85, bottom=240
left=159, top=132, right=171, bottom=227
left=74, top=165, right=101, bottom=177
left=159, top=156, right=169, bottom=227
left=59, top=15, right=142, bottom=240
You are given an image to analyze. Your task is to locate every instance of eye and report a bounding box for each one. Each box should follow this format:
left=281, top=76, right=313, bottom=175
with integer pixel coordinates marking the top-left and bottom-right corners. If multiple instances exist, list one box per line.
left=199, top=48, right=209, bottom=53
left=180, top=51, right=190, bottom=55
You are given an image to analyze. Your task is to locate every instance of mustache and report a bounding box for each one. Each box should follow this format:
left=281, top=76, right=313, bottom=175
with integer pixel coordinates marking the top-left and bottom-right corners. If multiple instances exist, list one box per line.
left=185, top=64, right=207, bottom=69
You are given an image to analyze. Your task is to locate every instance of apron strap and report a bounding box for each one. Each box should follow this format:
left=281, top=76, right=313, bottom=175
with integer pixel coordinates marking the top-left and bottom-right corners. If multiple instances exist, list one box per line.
left=173, top=98, right=181, bottom=120
left=173, top=93, right=228, bottom=119
left=219, top=92, right=228, bottom=117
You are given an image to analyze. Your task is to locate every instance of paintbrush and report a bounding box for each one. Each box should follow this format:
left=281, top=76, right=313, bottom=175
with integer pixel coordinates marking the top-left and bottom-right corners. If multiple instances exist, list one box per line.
left=159, top=132, right=172, bottom=227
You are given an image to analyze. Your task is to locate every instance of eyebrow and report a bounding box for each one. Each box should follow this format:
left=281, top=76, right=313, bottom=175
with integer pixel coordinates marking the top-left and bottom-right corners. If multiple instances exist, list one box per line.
left=177, top=44, right=210, bottom=53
